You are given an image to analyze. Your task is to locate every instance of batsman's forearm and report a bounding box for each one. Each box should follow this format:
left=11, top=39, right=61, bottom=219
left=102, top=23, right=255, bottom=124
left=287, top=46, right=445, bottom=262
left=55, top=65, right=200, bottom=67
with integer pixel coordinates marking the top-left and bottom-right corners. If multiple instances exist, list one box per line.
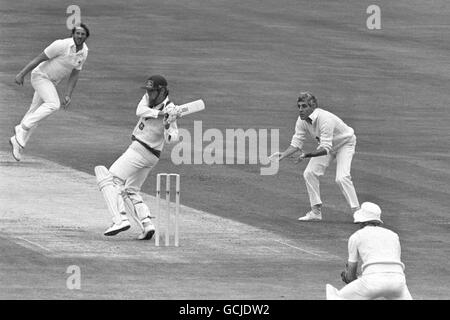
left=142, top=110, right=165, bottom=119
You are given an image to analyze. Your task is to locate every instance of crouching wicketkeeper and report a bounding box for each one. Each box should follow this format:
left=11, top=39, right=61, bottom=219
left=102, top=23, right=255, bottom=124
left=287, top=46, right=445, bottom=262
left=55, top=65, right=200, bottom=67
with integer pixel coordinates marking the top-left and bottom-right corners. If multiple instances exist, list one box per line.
left=326, top=202, right=413, bottom=300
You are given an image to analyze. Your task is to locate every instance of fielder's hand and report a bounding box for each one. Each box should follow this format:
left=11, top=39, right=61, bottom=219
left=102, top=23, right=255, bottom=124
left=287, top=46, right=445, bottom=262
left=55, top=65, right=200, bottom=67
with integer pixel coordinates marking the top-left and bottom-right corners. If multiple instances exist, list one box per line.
left=295, top=152, right=306, bottom=164
left=15, top=74, right=24, bottom=86
left=341, top=270, right=354, bottom=284
left=62, top=95, right=72, bottom=109
left=268, top=152, right=282, bottom=162
left=340, top=263, right=354, bottom=284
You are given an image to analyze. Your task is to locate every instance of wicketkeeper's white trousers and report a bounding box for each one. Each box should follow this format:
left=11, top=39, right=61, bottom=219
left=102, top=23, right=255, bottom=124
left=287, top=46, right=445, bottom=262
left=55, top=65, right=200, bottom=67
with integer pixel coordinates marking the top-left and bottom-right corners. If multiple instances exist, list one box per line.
left=17, top=73, right=61, bottom=147
left=303, top=135, right=359, bottom=209
left=330, top=273, right=413, bottom=300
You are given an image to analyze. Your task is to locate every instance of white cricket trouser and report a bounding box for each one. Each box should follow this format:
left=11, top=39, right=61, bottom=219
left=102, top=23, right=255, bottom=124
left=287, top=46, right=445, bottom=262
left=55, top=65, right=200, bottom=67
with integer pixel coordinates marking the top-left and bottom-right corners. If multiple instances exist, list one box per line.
left=18, top=73, right=61, bottom=147
left=109, top=141, right=159, bottom=192
left=303, top=135, right=359, bottom=209
left=337, top=273, right=413, bottom=300
left=109, top=141, right=159, bottom=220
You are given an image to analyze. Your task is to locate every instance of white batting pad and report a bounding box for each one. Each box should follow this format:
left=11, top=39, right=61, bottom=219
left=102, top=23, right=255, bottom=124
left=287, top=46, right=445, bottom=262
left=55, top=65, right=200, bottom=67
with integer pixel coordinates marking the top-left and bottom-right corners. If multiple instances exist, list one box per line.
left=95, top=165, right=123, bottom=225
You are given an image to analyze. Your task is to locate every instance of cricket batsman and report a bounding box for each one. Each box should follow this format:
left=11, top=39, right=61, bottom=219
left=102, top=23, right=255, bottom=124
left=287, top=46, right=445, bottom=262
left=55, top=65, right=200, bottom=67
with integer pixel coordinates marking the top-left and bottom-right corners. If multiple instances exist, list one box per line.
left=95, top=75, right=182, bottom=240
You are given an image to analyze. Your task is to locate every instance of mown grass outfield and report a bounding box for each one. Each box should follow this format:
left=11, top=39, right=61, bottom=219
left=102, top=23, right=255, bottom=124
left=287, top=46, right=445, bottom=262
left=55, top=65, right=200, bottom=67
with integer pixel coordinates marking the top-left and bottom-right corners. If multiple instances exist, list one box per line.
left=1, top=0, right=449, bottom=299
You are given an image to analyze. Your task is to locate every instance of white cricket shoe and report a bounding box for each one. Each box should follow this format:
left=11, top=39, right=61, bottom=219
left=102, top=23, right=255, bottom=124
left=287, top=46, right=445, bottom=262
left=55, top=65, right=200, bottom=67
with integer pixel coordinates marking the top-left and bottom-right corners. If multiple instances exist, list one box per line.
left=326, top=284, right=341, bottom=300
left=298, top=211, right=322, bottom=221
left=14, top=125, right=26, bottom=146
left=137, top=220, right=155, bottom=240
left=9, top=136, right=23, bottom=161
left=104, top=219, right=131, bottom=236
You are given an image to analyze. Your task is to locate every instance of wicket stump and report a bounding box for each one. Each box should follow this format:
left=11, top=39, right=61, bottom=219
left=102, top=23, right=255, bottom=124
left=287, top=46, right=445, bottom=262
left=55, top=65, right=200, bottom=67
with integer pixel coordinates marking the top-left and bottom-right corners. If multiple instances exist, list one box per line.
left=155, top=173, right=180, bottom=246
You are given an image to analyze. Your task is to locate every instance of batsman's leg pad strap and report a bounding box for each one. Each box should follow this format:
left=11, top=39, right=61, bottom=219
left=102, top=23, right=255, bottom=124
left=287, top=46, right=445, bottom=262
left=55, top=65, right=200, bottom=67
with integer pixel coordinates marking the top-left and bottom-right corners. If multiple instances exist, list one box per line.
left=134, top=202, right=152, bottom=221
left=126, top=189, right=144, bottom=203
left=125, top=190, right=153, bottom=220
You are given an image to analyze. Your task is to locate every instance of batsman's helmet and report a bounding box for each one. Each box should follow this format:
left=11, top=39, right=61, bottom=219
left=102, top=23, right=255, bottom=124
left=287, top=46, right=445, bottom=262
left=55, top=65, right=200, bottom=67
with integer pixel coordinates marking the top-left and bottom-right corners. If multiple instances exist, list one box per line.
left=141, top=75, right=168, bottom=90
left=297, top=91, right=318, bottom=108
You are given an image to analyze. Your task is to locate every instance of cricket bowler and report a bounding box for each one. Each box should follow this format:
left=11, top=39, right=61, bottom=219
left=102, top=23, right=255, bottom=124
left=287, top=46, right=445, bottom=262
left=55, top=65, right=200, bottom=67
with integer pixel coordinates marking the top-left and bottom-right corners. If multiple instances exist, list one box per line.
left=10, top=24, right=89, bottom=161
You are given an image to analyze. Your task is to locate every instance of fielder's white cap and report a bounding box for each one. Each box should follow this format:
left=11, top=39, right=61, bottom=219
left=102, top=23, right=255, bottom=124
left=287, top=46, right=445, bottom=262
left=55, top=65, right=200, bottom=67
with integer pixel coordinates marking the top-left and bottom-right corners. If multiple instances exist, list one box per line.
left=353, top=202, right=383, bottom=224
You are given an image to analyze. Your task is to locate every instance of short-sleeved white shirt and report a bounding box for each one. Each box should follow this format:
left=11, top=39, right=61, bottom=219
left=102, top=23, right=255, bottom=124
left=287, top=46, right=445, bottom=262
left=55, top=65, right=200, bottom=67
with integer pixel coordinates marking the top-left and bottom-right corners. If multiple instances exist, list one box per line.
left=32, top=37, right=88, bottom=84
left=348, top=226, right=405, bottom=275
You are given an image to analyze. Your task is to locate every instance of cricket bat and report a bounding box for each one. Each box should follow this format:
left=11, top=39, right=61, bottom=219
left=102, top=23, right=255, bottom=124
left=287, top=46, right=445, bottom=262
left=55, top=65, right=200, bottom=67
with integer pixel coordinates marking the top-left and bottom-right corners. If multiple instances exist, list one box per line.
left=178, top=99, right=205, bottom=117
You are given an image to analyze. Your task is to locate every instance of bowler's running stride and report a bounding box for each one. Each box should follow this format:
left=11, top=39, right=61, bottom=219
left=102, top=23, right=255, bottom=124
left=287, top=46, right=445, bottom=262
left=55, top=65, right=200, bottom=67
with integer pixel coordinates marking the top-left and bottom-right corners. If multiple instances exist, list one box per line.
left=10, top=24, right=89, bottom=161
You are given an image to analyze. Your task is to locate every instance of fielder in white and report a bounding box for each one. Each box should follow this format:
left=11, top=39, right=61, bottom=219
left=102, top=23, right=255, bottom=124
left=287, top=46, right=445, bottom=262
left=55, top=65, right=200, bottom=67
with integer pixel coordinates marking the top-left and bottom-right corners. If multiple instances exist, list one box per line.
left=271, top=92, right=359, bottom=221
left=95, top=75, right=182, bottom=240
left=10, top=24, right=89, bottom=161
left=326, top=202, right=413, bottom=300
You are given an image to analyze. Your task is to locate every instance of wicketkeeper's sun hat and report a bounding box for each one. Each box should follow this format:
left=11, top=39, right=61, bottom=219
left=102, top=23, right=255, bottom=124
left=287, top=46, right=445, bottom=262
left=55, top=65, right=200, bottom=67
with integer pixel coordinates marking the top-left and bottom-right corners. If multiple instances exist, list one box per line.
left=353, top=202, right=383, bottom=224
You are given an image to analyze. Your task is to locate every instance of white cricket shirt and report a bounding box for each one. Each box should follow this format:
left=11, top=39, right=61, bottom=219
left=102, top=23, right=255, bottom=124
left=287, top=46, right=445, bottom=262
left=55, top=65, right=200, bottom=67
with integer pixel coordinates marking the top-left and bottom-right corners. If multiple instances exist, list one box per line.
left=32, top=37, right=88, bottom=84
left=132, top=94, right=178, bottom=151
left=348, top=226, right=406, bottom=275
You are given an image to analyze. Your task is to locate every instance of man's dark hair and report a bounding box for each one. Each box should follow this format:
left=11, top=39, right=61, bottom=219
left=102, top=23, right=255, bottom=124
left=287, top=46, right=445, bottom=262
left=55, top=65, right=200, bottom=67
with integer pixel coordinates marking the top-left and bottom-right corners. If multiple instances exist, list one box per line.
left=71, top=23, right=90, bottom=38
